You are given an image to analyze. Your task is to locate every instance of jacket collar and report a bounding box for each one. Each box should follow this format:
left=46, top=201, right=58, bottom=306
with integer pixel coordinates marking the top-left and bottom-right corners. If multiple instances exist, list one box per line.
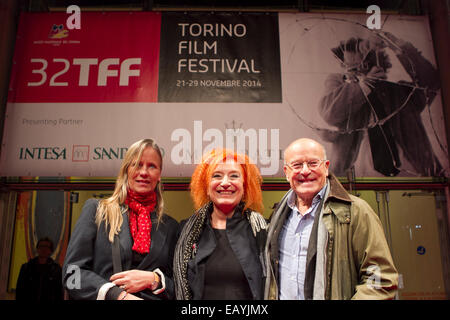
left=138, top=212, right=167, bottom=269
left=323, top=174, right=352, bottom=224
left=271, top=174, right=353, bottom=231
left=205, top=201, right=247, bottom=227
left=326, top=173, right=352, bottom=203
left=119, top=209, right=168, bottom=270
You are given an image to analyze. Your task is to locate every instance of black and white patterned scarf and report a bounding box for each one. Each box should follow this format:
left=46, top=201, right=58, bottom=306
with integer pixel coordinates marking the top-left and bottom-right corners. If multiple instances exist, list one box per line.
left=173, top=201, right=267, bottom=300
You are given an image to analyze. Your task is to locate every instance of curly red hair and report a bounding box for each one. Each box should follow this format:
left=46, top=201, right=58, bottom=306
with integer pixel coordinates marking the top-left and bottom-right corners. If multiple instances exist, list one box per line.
left=190, top=149, right=264, bottom=213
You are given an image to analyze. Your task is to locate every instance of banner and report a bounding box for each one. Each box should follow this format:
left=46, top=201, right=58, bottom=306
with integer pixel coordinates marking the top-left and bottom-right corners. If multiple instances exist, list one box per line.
left=1, top=12, right=448, bottom=178
left=158, top=12, right=281, bottom=102
left=8, top=12, right=160, bottom=103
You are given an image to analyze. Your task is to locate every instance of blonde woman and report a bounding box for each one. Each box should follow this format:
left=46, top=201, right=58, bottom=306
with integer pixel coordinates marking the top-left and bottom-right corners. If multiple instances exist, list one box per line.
left=63, top=139, right=179, bottom=300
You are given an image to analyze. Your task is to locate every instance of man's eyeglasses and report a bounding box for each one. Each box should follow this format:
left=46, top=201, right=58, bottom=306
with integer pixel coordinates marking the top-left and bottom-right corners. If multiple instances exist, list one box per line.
left=285, top=159, right=326, bottom=171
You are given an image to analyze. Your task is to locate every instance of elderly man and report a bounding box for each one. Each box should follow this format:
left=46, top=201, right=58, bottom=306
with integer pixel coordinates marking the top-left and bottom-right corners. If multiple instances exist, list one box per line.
left=264, top=138, right=398, bottom=299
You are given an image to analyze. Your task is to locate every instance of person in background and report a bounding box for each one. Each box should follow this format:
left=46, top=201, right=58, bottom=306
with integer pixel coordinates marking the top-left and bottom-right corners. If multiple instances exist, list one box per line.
left=16, top=237, right=63, bottom=301
left=265, top=138, right=398, bottom=299
left=174, top=149, right=268, bottom=300
left=63, top=139, right=179, bottom=300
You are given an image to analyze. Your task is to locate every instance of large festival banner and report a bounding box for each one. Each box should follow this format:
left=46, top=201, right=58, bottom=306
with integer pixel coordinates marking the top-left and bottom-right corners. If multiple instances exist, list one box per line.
left=1, top=11, right=448, bottom=178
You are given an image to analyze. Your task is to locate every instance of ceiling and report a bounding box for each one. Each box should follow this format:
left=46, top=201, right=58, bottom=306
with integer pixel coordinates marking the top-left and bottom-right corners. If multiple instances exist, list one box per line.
left=23, top=0, right=425, bottom=14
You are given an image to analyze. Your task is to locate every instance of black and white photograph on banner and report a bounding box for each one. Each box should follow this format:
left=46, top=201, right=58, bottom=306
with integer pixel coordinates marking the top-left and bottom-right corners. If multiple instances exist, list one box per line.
left=280, top=14, right=448, bottom=178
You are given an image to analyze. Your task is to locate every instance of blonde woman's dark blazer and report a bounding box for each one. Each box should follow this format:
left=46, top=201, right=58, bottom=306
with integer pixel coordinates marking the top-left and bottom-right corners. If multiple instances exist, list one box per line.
left=63, top=199, right=179, bottom=300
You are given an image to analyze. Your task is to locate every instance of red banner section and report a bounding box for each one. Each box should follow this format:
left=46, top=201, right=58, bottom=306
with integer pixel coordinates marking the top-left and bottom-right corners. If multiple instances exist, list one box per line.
left=8, top=12, right=161, bottom=103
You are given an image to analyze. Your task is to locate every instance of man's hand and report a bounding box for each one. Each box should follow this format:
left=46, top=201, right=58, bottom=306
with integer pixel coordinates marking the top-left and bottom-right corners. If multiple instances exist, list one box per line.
left=366, top=66, right=386, bottom=81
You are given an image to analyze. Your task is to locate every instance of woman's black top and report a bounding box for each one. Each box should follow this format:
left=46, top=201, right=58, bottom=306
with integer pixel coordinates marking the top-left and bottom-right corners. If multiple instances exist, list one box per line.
left=202, top=228, right=253, bottom=300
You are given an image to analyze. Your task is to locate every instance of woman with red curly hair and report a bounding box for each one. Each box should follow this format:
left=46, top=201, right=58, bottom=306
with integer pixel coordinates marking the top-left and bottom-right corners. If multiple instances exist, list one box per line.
left=174, top=149, right=268, bottom=300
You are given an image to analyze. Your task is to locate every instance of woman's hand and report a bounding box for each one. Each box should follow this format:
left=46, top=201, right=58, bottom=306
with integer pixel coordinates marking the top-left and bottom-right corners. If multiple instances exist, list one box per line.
left=110, top=269, right=156, bottom=294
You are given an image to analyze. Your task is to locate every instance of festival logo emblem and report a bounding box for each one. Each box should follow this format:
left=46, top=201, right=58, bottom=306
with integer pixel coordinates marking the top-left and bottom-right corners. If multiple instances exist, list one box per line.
left=48, top=24, right=69, bottom=39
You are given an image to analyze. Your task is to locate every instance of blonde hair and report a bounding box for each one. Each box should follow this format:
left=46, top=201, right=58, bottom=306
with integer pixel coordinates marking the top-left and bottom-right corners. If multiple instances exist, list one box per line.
left=95, top=139, right=164, bottom=242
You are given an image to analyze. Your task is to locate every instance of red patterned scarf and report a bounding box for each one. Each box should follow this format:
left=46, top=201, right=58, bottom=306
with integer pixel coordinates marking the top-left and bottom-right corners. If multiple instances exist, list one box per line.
left=125, top=189, right=157, bottom=254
